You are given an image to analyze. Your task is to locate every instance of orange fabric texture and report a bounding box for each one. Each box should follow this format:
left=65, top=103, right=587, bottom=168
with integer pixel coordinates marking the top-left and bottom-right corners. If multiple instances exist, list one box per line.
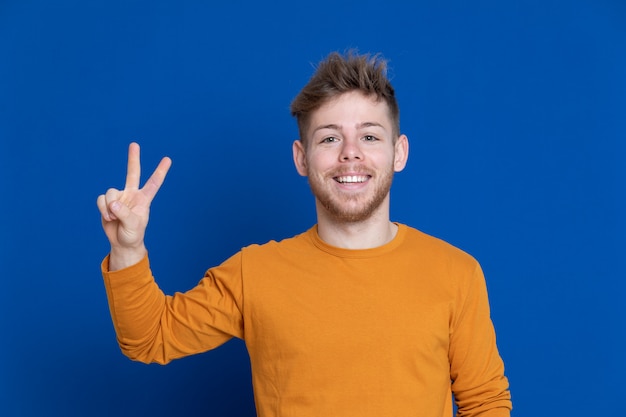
left=102, top=224, right=511, bottom=416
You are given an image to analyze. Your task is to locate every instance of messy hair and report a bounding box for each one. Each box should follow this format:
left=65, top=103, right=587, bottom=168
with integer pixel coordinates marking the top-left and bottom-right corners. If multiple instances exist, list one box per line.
left=290, top=50, right=400, bottom=143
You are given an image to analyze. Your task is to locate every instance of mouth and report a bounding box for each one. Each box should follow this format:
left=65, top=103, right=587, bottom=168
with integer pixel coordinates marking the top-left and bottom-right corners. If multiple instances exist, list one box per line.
left=334, top=175, right=370, bottom=184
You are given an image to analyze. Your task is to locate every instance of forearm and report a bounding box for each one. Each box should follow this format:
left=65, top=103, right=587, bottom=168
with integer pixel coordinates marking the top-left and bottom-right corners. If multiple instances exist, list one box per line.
left=454, top=376, right=511, bottom=416
left=450, top=264, right=512, bottom=416
left=101, top=254, right=168, bottom=363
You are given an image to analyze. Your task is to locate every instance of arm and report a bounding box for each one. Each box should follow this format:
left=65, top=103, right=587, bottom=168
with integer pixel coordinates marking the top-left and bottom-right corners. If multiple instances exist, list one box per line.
left=97, top=144, right=243, bottom=364
left=449, top=263, right=512, bottom=416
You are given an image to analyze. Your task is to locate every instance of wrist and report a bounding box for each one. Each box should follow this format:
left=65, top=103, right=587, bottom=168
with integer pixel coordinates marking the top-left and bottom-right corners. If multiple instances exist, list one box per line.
left=108, top=245, right=147, bottom=271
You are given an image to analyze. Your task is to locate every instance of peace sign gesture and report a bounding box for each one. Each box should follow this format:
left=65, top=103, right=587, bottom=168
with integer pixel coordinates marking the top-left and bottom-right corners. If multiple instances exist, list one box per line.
left=97, top=143, right=172, bottom=270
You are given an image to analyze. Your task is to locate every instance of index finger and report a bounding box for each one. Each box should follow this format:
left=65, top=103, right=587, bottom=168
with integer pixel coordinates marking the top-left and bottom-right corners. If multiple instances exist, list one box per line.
left=125, top=142, right=141, bottom=191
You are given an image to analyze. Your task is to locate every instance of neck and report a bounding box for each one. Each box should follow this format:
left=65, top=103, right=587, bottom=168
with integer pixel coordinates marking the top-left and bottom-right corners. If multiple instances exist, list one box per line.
left=315, top=201, right=398, bottom=249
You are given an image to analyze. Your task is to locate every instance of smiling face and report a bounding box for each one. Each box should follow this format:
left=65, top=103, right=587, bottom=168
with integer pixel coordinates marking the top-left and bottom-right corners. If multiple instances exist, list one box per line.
left=293, top=91, right=408, bottom=224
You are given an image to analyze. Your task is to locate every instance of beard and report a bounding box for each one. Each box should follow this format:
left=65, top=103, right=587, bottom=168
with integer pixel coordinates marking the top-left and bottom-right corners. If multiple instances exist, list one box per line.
left=307, top=164, right=395, bottom=223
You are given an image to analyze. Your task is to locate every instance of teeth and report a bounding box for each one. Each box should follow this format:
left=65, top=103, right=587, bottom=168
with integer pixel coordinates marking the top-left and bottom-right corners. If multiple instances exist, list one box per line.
left=336, top=175, right=368, bottom=183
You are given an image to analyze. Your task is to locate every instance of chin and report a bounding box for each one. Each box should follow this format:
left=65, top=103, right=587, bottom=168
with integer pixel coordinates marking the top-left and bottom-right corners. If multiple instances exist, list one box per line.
left=318, top=196, right=388, bottom=223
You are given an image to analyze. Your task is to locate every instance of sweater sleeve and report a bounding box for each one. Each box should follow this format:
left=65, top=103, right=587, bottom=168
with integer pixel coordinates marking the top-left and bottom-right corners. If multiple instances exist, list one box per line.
left=449, top=262, right=512, bottom=416
left=101, top=253, right=244, bottom=365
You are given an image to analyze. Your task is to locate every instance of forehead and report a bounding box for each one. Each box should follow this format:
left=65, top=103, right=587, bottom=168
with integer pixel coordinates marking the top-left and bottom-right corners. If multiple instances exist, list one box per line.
left=307, top=91, right=392, bottom=132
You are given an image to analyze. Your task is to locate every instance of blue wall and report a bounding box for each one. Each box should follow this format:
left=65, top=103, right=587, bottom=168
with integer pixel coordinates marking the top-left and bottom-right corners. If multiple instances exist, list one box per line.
left=1, top=1, right=624, bottom=416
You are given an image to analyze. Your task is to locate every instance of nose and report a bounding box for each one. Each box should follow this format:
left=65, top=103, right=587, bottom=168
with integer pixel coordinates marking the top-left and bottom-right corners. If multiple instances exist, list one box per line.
left=339, top=137, right=363, bottom=161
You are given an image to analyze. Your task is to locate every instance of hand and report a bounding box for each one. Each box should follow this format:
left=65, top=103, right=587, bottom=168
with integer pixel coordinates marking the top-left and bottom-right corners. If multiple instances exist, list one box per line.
left=97, top=142, right=172, bottom=270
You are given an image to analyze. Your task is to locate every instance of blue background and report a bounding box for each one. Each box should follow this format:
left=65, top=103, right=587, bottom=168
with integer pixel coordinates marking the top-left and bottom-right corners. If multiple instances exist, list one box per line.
left=1, top=1, right=624, bottom=416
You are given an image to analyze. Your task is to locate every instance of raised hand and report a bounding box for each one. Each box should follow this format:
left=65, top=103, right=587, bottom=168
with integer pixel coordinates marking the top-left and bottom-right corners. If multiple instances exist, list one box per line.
left=97, top=142, right=172, bottom=270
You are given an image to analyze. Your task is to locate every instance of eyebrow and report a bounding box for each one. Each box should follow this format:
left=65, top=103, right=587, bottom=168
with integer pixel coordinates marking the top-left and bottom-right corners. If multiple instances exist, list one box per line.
left=312, top=122, right=386, bottom=134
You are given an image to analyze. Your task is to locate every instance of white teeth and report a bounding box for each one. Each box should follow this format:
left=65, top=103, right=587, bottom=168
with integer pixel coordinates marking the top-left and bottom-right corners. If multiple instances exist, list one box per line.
left=336, top=175, right=368, bottom=183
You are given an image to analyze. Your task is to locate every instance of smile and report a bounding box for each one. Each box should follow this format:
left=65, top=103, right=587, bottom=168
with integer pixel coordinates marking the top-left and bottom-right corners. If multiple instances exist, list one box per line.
left=335, top=175, right=370, bottom=184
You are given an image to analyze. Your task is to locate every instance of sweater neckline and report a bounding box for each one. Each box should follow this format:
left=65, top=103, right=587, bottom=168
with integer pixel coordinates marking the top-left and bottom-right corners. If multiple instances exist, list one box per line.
left=307, top=223, right=406, bottom=258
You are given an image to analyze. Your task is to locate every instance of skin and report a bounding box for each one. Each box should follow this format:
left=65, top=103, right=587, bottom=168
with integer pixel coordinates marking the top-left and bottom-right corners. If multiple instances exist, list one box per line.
left=98, top=90, right=408, bottom=270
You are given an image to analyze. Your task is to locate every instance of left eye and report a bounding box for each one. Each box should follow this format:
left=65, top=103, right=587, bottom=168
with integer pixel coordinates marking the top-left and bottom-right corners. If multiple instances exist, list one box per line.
left=363, top=135, right=378, bottom=141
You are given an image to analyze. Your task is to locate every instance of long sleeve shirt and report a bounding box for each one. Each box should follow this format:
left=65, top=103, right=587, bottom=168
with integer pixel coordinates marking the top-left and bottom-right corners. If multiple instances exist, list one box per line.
left=102, top=224, right=512, bottom=416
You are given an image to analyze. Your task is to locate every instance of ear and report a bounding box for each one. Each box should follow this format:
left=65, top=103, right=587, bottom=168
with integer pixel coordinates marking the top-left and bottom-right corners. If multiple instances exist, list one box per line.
left=393, top=134, right=409, bottom=172
left=293, top=139, right=308, bottom=176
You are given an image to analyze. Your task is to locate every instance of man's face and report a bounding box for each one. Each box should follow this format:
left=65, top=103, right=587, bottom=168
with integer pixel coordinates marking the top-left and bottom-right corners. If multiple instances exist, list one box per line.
left=293, top=91, right=408, bottom=223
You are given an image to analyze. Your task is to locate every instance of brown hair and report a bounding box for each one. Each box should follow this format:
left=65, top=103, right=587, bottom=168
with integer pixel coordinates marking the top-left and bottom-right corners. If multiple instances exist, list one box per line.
left=290, top=50, right=400, bottom=143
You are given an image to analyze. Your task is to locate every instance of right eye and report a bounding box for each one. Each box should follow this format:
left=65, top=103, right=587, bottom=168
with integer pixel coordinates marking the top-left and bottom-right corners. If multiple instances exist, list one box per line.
left=321, top=136, right=338, bottom=143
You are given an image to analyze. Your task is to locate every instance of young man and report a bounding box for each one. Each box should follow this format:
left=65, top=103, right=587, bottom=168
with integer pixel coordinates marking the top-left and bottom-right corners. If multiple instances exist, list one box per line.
left=97, top=52, right=512, bottom=416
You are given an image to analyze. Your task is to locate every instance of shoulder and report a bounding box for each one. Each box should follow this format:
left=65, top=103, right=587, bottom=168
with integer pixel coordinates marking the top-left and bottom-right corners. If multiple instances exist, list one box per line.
left=241, top=227, right=316, bottom=258
left=398, top=223, right=480, bottom=270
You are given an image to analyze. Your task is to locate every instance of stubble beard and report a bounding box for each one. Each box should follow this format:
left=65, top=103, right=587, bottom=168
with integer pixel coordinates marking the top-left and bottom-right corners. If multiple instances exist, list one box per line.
left=308, top=164, right=395, bottom=223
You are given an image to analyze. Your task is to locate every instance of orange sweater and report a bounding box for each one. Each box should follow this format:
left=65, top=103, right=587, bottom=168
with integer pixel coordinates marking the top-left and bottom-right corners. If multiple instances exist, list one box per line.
left=102, top=224, right=511, bottom=416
